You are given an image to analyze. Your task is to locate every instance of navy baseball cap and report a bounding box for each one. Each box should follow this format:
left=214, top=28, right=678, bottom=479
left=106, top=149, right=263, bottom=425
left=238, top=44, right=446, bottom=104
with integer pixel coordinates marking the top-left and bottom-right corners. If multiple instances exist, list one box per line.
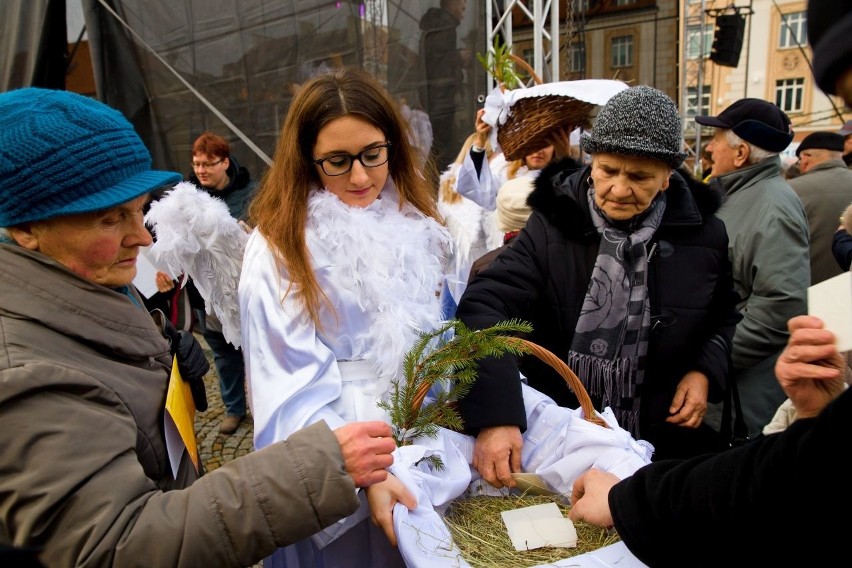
left=695, top=98, right=794, bottom=153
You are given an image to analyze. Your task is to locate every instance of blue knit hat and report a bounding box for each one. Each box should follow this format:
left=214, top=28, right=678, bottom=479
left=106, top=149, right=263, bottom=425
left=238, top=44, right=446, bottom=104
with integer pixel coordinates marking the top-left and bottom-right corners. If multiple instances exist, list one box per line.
left=0, top=88, right=181, bottom=226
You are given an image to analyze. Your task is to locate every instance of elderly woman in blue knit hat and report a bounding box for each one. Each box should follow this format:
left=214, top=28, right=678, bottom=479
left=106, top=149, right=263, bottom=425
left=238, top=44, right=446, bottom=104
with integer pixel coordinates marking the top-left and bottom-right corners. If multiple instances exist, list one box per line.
left=455, top=85, right=742, bottom=487
left=0, top=88, right=398, bottom=567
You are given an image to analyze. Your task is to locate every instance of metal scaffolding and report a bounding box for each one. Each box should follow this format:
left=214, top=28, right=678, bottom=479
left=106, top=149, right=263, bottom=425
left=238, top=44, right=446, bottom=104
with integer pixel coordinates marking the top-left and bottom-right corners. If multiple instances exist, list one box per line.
left=485, top=0, right=562, bottom=90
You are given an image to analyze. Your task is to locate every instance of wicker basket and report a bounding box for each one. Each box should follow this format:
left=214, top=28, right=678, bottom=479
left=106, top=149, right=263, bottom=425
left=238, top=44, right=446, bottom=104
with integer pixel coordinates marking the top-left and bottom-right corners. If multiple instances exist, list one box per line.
left=412, top=337, right=614, bottom=567
left=495, top=55, right=596, bottom=162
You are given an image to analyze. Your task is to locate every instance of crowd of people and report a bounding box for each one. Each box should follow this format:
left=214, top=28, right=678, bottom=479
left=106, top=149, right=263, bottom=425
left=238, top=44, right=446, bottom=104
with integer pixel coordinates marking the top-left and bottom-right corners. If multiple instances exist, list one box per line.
left=2, top=0, right=851, bottom=565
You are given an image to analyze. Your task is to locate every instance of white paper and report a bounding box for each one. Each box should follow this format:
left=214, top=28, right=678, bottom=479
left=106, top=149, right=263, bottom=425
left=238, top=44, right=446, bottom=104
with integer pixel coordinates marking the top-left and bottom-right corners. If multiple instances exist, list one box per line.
left=133, top=246, right=161, bottom=299
left=807, top=271, right=852, bottom=352
left=501, top=502, right=578, bottom=551
left=163, top=413, right=186, bottom=479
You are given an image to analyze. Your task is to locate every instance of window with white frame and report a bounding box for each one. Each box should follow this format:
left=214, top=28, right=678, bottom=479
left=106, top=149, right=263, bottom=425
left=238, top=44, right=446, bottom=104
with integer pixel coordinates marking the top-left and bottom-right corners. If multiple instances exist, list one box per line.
left=686, top=25, right=713, bottom=60
left=611, top=35, right=633, bottom=68
left=779, top=12, right=807, bottom=49
left=686, top=86, right=712, bottom=118
left=569, top=42, right=586, bottom=72
left=571, top=0, right=590, bottom=12
left=775, top=78, right=804, bottom=112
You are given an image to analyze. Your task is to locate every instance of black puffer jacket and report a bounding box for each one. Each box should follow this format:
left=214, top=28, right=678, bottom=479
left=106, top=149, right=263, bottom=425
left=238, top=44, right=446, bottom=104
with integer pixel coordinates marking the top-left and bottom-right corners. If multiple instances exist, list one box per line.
left=456, top=160, right=742, bottom=459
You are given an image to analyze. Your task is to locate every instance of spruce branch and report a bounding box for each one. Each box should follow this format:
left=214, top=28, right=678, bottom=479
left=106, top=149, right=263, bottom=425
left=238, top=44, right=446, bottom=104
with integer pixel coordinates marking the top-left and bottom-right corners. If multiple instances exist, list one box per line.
left=379, top=318, right=533, bottom=450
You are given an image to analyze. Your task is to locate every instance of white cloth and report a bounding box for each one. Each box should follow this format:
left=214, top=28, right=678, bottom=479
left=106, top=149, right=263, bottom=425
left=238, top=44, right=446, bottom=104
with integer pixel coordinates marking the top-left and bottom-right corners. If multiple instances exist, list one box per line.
left=390, top=383, right=653, bottom=568
left=455, top=150, right=539, bottom=211
left=439, top=163, right=503, bottom=299
left=482, top=80, right=630, bottom=134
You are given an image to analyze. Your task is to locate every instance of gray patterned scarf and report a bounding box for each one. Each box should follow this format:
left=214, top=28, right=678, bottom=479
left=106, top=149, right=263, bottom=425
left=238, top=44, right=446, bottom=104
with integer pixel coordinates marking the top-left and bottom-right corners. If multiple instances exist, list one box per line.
left=567, top=186, right=666, bottom=436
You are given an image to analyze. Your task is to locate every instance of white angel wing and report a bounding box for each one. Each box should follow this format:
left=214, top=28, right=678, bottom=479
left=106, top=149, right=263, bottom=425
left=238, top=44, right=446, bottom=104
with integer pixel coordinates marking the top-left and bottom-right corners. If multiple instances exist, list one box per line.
left=145, top=181, right=249, bottom=348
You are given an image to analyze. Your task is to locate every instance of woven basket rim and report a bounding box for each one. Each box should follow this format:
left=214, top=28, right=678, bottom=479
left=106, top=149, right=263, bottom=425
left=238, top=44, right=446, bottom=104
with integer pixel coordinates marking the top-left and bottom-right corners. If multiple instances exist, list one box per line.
left=498, top=96, right=596, bottom=161
left=410, top=337, right=605, bottom=428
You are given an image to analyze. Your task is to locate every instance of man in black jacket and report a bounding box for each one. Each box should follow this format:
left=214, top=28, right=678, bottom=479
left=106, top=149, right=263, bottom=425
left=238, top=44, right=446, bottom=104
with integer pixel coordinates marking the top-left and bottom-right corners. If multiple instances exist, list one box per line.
left=566, top=1, right=852, bottom=564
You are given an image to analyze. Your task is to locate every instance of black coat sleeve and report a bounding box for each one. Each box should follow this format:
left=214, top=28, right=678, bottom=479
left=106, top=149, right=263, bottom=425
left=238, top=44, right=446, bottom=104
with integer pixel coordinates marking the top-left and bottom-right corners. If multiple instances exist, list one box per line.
left=832, top=228, right=852, bottom=271
left=454, top=213, right=551, bottom=435
left=609, top=387, right=852, bottom=567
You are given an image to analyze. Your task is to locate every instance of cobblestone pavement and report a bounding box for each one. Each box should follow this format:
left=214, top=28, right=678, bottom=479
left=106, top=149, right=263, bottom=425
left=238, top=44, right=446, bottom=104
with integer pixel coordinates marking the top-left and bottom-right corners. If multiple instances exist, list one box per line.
left=194, top=333, right=255, bottom=473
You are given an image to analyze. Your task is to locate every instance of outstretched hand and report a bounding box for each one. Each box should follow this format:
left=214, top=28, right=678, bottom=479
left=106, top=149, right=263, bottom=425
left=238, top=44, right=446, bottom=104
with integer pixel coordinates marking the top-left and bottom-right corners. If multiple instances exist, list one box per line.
left=366, top=473, right=417, bottom=546
left=473, top=108, right=491, bottom=148
left=472, top=425, right=522, bottom=489
left=775, top=315, right=846, bottom=419
left=568, top=468, right=619, bottom=528
left=334, top=421, right=397, bottom=487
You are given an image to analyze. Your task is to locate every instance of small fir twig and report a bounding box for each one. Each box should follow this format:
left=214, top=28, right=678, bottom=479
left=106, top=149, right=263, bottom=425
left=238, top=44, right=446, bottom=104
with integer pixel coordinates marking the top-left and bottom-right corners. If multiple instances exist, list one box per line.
left=379, top=318, right=533, bottom=453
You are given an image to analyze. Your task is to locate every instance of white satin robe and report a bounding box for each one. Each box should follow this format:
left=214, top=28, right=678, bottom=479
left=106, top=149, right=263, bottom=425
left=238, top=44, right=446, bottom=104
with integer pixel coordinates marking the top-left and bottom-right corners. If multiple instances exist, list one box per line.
left=239, top=186, right=652, bottom=568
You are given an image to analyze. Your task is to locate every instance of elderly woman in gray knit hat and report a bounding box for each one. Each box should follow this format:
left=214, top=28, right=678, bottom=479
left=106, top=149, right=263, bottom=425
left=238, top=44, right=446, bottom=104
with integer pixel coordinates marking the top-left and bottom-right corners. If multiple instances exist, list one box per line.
left=455, top=85, right=742, bottom=486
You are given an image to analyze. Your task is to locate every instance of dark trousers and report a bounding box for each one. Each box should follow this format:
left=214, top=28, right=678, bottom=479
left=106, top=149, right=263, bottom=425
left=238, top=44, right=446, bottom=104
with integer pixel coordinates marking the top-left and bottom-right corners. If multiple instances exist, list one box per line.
left=197, top=311, right=246, bottom=417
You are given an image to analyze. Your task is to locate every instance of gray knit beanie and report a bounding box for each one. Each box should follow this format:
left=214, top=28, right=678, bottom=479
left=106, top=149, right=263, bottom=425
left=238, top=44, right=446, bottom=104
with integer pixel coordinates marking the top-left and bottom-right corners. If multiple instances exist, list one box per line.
left=581, top=85, right=687, bottom=169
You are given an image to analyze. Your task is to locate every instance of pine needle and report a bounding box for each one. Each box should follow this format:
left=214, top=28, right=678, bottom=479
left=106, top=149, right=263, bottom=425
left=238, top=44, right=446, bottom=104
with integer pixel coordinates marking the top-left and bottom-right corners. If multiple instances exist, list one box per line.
left=379, top=319, right=533, bottom=449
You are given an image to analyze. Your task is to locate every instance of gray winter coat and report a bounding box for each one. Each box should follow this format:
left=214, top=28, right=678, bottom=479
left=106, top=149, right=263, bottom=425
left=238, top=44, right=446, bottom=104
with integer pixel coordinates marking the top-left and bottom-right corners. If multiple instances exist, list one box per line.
left=789, top=158, right=852, bottom=285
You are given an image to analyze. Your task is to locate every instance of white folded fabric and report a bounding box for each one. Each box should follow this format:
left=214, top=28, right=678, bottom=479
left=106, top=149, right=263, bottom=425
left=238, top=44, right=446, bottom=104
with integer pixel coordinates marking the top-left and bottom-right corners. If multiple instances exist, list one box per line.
left=391, top=382, right=653, bottom=567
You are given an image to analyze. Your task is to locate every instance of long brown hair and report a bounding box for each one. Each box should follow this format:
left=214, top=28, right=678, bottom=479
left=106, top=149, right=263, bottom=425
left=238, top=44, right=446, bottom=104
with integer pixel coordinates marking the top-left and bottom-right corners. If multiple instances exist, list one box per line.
left=248, top=66, right=441, bottom=329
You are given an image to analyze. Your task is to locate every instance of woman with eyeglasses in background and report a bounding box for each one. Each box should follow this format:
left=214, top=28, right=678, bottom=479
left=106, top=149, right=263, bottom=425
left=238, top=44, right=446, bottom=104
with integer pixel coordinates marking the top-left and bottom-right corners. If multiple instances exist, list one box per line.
left=239, top=66, right=449, bottom=568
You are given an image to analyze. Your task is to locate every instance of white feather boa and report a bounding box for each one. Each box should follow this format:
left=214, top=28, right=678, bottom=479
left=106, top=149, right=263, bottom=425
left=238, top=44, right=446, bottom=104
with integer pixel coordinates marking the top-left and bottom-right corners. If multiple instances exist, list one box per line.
left=306, top=186, right=451, bottom=393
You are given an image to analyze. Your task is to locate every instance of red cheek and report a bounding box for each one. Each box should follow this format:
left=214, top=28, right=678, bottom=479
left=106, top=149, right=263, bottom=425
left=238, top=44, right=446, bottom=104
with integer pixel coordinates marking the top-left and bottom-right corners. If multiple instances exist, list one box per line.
left=84, top=239, right=123, bottom=265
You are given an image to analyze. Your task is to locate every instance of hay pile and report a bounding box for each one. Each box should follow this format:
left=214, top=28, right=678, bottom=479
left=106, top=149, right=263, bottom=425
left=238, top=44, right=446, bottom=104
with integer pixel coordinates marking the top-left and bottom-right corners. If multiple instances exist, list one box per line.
left=443, top=494, right=620, bottom=567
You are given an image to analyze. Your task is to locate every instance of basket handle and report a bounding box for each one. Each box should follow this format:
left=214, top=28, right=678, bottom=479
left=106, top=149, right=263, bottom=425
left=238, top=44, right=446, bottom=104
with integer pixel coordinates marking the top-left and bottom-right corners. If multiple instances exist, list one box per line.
left=409, top=337, right=607, bottom=429
left=511, top=338, right=608, bottom=428
left=508, top=54, right=543, bottom=86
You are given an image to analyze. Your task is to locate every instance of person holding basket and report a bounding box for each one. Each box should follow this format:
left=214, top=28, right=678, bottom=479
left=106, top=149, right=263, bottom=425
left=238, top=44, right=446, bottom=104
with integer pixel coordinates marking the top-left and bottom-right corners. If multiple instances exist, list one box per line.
left=456, top=85, right=743, bottom=485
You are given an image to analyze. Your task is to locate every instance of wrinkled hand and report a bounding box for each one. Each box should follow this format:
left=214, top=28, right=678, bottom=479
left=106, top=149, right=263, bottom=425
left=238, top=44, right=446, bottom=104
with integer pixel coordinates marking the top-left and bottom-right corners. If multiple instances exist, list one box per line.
left=366, top=473, right=417, bottom=546
left=472, top=425, right=523, bottom=489
left=334, top=421, right=397, bottom=488
left=568, top=468, right=619, bottom=528
left=665, top=370, right=709, bottom=428
left=775, top=315, right=846, bottom=419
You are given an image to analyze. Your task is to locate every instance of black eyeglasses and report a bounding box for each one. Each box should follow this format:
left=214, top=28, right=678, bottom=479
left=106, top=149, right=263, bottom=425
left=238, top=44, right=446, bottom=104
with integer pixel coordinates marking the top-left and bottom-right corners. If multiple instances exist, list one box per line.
left=312, top=143, right=391, bottom=176
left=191, top=158, right=224, bottom=169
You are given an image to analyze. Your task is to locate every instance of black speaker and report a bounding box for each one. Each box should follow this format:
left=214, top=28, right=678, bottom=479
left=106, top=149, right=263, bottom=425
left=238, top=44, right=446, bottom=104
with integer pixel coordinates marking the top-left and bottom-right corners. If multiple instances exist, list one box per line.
left=710, top=14, right=746, bottom=68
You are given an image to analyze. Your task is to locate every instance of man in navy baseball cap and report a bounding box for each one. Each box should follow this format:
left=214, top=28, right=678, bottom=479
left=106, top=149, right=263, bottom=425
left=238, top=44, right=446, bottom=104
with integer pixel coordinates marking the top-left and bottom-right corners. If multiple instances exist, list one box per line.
left=695, top=98, right=794, bottom=154
left=693, top=96, right=808, bottom=443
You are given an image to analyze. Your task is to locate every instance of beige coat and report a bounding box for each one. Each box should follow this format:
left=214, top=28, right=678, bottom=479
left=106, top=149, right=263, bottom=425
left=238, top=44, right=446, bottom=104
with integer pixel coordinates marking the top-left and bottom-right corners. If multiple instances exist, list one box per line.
left=0, top=244, right=359, bottom=567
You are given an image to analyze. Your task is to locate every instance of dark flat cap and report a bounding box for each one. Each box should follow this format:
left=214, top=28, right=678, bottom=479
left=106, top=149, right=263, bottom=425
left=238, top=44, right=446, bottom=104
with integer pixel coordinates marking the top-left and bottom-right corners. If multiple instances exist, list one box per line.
left=796, top=131, right=845, bottom=157
left=695, top=98, right=793, bottom=152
